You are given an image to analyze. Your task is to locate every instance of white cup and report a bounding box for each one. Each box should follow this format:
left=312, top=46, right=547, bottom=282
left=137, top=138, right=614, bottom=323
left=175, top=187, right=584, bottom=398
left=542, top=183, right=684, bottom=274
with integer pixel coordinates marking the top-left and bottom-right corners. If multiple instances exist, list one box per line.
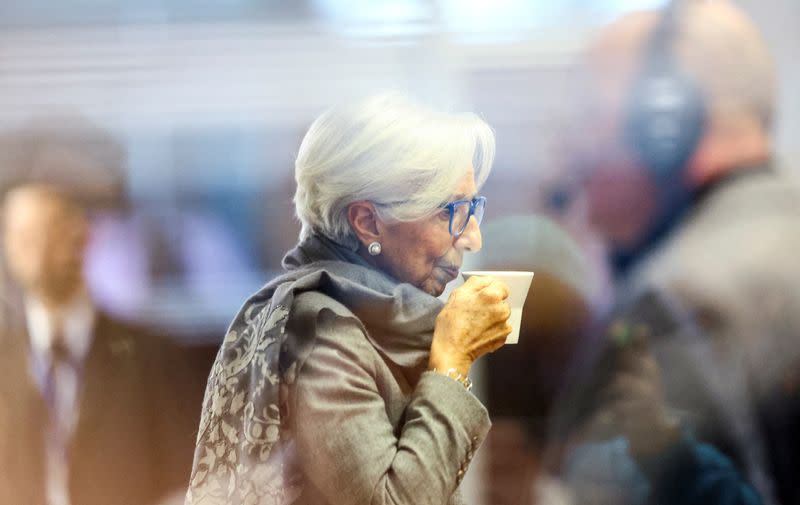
left=460, top=271, right=534, bottom=344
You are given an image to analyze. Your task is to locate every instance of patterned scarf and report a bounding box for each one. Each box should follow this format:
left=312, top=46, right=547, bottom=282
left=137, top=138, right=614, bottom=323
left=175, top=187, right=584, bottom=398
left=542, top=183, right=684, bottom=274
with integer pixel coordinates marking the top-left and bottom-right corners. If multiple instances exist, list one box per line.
left=185, top=233, right=443, bottom=505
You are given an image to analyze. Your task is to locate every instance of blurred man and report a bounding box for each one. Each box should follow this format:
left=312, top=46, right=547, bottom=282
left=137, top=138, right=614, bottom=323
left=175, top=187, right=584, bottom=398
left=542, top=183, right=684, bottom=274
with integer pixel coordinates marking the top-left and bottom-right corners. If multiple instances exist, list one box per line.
left=469, top=216, right=762, bottom=505
left=557, top=1, right=800, bottom=504
left=463, top=215, right=594, bottom=505
left=0, top=118, right=197, bottom=505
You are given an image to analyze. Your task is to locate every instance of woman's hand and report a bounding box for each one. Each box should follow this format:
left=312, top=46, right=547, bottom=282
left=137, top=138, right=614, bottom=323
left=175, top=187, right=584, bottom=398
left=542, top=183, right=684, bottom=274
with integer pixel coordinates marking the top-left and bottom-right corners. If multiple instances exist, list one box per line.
left=428, top=275, right=513, bottom=376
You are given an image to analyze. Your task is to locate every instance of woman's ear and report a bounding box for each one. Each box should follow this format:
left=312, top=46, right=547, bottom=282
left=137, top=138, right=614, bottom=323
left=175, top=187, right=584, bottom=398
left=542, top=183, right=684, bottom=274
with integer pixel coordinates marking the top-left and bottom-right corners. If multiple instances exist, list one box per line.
left=347, top=201, right=381, bottom=248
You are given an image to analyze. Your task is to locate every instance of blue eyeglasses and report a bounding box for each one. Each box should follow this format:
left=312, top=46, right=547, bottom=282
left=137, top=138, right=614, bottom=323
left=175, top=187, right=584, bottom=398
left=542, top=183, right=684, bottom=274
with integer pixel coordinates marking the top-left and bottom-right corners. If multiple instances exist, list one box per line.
left=441, top=196, right=486, bottom=237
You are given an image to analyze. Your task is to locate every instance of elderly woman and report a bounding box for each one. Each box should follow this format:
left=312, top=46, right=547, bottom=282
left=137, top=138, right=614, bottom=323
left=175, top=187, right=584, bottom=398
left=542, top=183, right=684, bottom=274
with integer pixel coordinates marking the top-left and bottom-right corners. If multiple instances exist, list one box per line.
left=186, top=93, right=512, bottom=505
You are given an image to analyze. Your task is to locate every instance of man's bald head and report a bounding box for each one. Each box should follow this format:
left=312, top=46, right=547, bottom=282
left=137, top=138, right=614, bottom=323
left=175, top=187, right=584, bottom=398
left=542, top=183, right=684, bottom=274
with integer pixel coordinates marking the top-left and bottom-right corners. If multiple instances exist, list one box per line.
left=570, top=1, right=776, bottom=251
left=581, top=1, right=775, bottom=130
left=676, top=1, right=775, bottom=128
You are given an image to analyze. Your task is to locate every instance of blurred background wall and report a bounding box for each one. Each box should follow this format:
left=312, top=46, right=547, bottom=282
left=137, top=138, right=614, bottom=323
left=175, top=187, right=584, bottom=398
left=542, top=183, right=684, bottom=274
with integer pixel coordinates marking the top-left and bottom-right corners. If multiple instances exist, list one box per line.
left=0, top=0, right=795, bottom=343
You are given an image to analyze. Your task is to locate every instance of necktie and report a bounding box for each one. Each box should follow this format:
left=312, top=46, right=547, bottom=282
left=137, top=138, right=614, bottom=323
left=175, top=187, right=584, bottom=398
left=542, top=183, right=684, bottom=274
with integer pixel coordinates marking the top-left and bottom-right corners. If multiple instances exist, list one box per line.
left=43, top=330, right=75, bottom=505
left=43, top=334, right=75, bottom=423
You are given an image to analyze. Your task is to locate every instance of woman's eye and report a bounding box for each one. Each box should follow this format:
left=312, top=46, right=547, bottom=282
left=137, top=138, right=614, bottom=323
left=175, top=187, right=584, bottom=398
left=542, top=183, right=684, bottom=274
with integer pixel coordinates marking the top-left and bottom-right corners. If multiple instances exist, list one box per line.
left=438, top=208, right=451, bottom=221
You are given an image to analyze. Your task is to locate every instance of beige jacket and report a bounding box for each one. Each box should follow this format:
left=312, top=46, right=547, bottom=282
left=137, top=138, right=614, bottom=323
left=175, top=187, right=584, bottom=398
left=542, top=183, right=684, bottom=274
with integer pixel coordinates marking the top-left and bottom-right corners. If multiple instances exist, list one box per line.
left=287, top=291, right=491, bottom=505
left=634, top=168, right=800, bottom=389
left=629, top=167, right=800, bottom=503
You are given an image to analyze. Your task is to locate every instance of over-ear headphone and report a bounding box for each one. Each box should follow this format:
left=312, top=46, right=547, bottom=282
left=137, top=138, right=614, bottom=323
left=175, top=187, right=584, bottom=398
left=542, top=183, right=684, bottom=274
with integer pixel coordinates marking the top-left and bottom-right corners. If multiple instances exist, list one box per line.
left=624, top=0, right=707, bottom=181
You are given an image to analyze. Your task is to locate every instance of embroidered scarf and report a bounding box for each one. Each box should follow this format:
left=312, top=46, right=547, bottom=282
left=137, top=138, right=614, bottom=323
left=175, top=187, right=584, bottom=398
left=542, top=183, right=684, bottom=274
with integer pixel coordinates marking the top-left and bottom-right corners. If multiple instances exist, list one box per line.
left=185, top=233, right=443, bottom=505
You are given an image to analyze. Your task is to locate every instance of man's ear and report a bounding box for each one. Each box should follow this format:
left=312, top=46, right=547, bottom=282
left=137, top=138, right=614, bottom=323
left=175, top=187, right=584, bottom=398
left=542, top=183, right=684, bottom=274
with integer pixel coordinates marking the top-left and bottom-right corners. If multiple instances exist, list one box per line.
left=347, top=201, right=381, bottom=248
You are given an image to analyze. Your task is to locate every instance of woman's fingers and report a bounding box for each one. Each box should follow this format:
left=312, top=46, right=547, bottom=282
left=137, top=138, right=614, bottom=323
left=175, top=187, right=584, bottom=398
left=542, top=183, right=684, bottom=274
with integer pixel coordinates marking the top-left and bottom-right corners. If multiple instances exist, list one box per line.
left=433, top=278, right=514, bottom=366
left=464, top=275, right=494, bottom=291
left=480, top=320, right=513, bottom=353
left=479, top=281, right=510, bottom=301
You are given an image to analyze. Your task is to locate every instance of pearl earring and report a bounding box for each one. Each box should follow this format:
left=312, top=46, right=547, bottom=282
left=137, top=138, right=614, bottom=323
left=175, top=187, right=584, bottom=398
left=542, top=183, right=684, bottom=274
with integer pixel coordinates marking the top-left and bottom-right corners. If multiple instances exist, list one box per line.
left=368, top=242, right=382, bottom=256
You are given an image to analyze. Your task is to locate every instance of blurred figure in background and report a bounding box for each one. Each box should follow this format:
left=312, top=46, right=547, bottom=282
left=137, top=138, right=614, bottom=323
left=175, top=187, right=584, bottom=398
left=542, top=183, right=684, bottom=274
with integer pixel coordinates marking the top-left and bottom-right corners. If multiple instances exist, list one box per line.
left=466, top=215, right=762, bottom=505
left=551, top=1, right=800, bottom=504
left=0, top=116, right=199, bottom=505
left=463, top=215, right=593, bottom=505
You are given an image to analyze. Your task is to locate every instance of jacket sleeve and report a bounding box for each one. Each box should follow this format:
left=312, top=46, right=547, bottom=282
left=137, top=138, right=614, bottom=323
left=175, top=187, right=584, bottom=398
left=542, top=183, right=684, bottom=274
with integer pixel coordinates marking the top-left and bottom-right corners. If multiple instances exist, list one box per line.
left=292, top=308, right=491, bottom=505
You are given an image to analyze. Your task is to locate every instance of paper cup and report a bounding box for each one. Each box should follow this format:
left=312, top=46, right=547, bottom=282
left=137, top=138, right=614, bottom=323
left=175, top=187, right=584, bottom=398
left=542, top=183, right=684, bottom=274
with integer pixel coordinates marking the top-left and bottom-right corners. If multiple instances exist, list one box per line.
left=460, top=271, right=534, bottom=344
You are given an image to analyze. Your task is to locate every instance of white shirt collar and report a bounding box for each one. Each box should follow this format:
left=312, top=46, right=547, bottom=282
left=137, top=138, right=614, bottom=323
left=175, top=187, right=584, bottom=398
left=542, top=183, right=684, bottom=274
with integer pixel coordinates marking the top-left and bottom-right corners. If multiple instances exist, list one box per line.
left=25, top=295, right=96, bottom=363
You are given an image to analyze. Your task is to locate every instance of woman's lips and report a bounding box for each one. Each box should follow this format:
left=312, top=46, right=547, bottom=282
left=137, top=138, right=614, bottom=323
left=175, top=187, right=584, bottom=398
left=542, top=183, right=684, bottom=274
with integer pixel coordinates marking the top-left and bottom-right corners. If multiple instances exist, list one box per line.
left=439, top=265, right=460, bottom=281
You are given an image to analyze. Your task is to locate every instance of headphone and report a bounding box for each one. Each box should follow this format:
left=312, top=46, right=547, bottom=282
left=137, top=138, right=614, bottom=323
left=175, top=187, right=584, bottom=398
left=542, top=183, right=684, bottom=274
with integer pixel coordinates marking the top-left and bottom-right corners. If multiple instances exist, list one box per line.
left=624, top=0, right=707, bottom=181
left=545, top=1, right=707, bottom=215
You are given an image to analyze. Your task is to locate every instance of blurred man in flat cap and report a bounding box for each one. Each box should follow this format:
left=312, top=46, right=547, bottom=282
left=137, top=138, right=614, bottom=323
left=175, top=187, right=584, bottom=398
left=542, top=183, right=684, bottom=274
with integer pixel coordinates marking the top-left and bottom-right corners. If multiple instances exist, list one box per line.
left=552, top=1, right=800, bottom=504
left=0, top=115, right=198, bottom=505
left=463, top=215, right=592, bottom=505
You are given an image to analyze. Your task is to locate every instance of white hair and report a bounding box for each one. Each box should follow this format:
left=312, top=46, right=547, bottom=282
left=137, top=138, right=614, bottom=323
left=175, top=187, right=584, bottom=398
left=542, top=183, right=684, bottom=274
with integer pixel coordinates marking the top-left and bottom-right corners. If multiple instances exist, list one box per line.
left=293, top=92, right=495, bottom=249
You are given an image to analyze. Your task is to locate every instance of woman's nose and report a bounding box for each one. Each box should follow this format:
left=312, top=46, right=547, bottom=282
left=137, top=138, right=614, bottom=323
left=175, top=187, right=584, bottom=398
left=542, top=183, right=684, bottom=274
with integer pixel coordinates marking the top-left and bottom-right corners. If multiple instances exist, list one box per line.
left=455, top=215, right=482, bottom=252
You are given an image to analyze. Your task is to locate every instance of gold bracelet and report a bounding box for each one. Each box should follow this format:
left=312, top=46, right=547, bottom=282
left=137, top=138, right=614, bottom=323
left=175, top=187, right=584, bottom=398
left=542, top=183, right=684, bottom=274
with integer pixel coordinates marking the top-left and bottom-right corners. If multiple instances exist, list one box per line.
left=432, top=367, right=473, bottom=392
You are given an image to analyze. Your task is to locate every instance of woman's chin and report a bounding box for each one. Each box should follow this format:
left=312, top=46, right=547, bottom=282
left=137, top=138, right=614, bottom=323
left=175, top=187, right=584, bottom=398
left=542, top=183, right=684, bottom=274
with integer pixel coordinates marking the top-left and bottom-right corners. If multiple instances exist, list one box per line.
left=418, top=277, right=448, bottom=298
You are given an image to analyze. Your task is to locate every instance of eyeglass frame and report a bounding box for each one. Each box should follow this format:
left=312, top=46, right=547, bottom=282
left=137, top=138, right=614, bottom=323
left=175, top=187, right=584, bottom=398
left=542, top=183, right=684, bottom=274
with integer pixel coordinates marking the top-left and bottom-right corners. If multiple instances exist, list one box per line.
left=440, top=196, right=486, bottom=238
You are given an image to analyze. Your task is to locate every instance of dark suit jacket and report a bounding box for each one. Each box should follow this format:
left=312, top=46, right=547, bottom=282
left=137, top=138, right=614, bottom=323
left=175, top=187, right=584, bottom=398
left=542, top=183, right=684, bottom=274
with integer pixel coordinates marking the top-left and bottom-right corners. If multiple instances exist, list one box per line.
left=0, top=311, right=200, bottom=505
